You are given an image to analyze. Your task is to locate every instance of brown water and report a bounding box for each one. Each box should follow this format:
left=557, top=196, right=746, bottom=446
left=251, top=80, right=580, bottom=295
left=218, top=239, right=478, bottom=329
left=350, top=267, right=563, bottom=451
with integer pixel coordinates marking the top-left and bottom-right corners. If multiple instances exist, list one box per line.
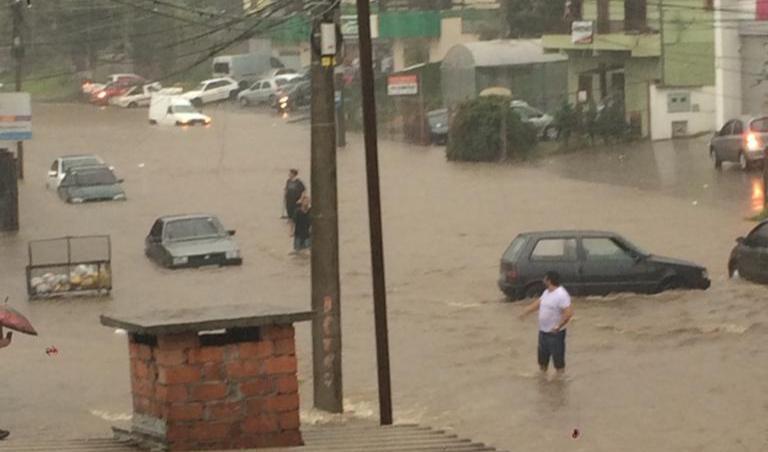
left=1, top=103, right=767, bottom=451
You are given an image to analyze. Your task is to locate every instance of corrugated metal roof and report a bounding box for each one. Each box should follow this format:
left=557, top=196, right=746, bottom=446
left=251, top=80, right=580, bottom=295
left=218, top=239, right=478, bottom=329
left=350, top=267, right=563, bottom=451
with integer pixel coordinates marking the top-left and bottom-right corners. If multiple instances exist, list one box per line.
left=456, top=39, right=567, bottom=67
left=0, top=423, right=507, bottom=452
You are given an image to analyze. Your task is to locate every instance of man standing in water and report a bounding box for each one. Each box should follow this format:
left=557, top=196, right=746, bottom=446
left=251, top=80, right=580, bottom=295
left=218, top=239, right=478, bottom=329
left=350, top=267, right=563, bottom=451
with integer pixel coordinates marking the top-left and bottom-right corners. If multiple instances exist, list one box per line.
left=519, top=271, right=574, bottom=373
left=0, top=327, right=11, bottom=440
left=284, top=169, right=305, bottom=222
left=291, top=194, right=311, bottom=254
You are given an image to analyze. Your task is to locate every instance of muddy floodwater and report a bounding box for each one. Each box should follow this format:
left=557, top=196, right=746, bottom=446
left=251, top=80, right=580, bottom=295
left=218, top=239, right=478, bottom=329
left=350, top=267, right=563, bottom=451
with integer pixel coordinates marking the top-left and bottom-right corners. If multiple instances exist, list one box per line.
left=1, top=103, right=767, bottom=451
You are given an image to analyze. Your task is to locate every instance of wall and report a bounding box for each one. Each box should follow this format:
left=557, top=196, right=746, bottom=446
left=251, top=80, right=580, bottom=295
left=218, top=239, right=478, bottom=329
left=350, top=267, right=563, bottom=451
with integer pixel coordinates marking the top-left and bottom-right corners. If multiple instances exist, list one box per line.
left=662, top=0, right=715, bottom=87
left=714, top=0, right=743, bottom=126
left=392, top=16, right=480, bottom=71
left=739, top=35, right=768, bottom=116
left=649, top=84, right=716, bottom=140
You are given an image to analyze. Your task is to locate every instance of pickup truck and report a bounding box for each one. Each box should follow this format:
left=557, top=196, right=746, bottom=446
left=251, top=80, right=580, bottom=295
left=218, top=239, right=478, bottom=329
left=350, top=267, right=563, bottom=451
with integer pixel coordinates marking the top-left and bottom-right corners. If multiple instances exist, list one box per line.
left=109, top=82, right=183, bottom=108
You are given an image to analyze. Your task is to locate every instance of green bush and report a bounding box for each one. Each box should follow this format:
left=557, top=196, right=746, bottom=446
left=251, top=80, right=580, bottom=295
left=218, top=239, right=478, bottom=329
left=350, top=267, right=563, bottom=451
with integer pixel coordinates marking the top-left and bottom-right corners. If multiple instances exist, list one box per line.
left=447, top=96, right=537, bottom=162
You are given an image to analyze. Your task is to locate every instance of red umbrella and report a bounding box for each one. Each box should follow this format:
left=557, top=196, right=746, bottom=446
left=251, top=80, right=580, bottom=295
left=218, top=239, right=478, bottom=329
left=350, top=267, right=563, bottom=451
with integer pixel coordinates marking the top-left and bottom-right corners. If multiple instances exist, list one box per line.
left=0, top=302, right=37, bottom=336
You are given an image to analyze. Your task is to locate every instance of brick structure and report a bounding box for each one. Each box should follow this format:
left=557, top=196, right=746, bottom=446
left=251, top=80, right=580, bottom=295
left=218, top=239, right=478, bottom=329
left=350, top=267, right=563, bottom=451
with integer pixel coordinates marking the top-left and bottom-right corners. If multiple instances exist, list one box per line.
left=101, top=305, right=313, bottom=451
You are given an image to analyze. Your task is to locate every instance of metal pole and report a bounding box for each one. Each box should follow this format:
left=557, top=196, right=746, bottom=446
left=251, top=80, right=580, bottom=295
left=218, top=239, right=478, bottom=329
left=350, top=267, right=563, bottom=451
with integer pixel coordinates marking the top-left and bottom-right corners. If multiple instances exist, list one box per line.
left=355, top=0, right=393, bottom=425
left=11, top=0, right=25, bottom=180
left=310, top=10, right=343, bottom=414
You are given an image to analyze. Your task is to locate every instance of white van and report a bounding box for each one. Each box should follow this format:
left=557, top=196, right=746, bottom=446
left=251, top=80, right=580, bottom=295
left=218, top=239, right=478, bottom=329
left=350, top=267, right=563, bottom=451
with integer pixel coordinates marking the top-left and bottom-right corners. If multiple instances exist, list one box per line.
left=149, top=95, right=211, bottom=126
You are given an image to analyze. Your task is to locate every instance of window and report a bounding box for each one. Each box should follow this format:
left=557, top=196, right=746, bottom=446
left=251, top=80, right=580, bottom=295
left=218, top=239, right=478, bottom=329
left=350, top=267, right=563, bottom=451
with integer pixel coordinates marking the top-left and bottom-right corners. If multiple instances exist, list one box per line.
left=213, top=62, right=229, bottom=74
left=667, top=92, right=691, bottom=113
left=719, top=121, right=732, bottom=136
left=750, top=117, right=768, bottom=132
left=625, top=0, right=647, bottom=32
left=732, top=120, right=744, bottom=135
left=531, top=238, right=578, bottom=261
left=502, top=237, right=526, bottom=261
left=747, top=223, right=768, bottom=247
left=582, top=238, right=633, bottom=261
left=149, top=221, right=163, bottom=239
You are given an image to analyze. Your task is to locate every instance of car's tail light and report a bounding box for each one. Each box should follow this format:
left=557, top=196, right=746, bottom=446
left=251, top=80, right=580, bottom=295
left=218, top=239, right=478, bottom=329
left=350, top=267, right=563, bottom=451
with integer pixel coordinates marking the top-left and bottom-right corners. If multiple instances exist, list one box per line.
left=745, top=132, right=761, bottom=151
left=501, top=262, right=518, bottom=282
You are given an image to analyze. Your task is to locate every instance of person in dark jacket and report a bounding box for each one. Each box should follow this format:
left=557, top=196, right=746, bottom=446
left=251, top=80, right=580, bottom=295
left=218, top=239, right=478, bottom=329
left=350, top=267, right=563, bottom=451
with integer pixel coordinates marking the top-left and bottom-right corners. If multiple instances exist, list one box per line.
left=291, top=194, right=311, bottom=253
left=284, top=169, right=305, bottom=222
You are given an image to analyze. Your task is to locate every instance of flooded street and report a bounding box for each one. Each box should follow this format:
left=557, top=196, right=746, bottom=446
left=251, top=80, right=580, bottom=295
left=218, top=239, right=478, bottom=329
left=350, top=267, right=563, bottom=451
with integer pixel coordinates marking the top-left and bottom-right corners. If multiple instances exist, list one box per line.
left=2, top=103, right=768, bottom=451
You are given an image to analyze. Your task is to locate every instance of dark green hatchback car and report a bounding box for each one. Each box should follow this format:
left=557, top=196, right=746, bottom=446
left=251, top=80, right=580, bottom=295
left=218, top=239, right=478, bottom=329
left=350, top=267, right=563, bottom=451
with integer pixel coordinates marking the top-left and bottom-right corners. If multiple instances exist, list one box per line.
left=57, top=165, right=126, bottom=203
left=145, top=214, right=243, bottom=268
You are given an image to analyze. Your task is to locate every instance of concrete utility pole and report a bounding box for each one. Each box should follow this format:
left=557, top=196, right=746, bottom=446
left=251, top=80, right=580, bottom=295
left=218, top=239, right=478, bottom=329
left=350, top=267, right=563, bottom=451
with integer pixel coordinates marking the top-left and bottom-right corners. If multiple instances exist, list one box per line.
left=10, top=0, right=26, bottom=180
left=309, top=3, right=343, bottom=413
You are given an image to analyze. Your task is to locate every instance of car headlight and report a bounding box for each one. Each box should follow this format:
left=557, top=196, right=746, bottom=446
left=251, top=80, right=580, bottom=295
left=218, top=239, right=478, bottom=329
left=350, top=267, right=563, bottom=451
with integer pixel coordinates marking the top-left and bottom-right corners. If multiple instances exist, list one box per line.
left=113, top=194, right=126, bottom=200
left=173, top=256, right=188, bottom=265
left=70, top=197, right=84, bottom=204
left=176, top=120, right=188, bottom=126
left=204, top=117, right=211, bottom=124
left=279, top=96, right=288, bottom=103
left=225, top=250, right=240, bottom=259
left=97, top=91, right=107, bottom=99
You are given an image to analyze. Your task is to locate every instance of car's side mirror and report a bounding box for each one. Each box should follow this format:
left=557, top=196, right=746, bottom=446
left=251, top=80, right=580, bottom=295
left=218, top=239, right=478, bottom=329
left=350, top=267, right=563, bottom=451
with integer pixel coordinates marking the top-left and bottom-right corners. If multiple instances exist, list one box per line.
left=227, top=230, right=236, bottom=236
left=633, top=254, right=644, bottom=263
left=736, top=236, right=745, bottom=244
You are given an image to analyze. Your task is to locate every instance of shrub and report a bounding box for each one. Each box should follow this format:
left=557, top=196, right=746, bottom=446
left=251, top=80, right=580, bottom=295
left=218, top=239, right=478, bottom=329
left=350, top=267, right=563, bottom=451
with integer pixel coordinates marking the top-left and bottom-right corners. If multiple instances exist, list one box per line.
left=447, top=96, right=537, bottom=162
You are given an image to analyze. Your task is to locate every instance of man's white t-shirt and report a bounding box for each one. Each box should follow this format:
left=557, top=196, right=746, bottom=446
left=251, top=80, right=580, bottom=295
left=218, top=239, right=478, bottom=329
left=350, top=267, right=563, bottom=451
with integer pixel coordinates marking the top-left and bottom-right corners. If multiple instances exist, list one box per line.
left=538, top=286, right=571, bottom=332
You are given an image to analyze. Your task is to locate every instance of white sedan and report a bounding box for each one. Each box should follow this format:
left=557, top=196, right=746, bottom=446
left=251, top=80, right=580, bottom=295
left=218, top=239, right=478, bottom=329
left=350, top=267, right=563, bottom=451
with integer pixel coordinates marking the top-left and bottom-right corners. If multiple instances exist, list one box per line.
left=181, top=77, right=240, bottom=107
left=47, top=155, right=109, bottom=189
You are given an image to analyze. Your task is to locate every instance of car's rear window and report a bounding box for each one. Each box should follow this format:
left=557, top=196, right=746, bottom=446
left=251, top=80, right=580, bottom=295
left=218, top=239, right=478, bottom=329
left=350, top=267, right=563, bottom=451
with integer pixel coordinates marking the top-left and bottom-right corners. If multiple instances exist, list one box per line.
left=502, top=236, right=526, bottom=261
left=750, top=117, right=768, bottom=132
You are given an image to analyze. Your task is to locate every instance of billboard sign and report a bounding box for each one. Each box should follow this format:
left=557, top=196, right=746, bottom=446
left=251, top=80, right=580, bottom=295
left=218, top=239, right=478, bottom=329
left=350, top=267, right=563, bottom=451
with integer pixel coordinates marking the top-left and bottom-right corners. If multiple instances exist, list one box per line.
left=0, top=93, right=32, bottom=141
left=387, top=74, right=418, bottom=96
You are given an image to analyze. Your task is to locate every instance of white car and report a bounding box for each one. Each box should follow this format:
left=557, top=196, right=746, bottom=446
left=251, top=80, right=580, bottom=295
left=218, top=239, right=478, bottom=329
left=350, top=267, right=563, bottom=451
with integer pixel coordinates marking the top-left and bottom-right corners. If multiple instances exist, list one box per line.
left=81, top=73, right=145, bottom=96
left=237, top=75, right=302, bottom=107
left=181, top=77, right=240, bottom=107
left=109, top=82, right=183, bottom=108
left=510, top=100, right=559, bottom=141
left=47, top=155, right=110, bottom=189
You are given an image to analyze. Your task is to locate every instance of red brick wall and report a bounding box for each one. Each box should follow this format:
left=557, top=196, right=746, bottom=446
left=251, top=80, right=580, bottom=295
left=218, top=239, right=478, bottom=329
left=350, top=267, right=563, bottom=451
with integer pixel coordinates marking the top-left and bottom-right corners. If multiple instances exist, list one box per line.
left=128, top=325, right=303, bottom=450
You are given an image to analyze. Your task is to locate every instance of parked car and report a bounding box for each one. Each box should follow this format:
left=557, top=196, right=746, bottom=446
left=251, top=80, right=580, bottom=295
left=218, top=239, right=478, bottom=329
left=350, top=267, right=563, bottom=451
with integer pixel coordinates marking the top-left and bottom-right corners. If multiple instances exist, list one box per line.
left=47, top=155, right=108, bottom=189
left=238, top=75, right=301, bottom=107
left=710, top=116, right=768, bottom=170
left=510, top=100, right=558, bottom=141
left=181, top=77, right=240, bottom=107
left=427, top=108, right=449, bottom=145
left=81, top=73, right=145, bottom=97
left=498, top=230, right=710, bottom=300
left=144, top=214, right=242, bottom=268
left=57, top=165, right=126, bottom=203
left=109, top=82, right=183, bottom=108
left=728, top=220, right=768, bottom=282
left=273, top=80, right=311, bottom=113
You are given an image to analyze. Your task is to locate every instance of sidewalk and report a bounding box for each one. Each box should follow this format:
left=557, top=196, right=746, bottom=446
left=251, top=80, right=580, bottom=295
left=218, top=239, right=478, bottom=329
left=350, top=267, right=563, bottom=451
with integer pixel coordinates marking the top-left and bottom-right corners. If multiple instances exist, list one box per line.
left=0, top=423, right=506, bottom=451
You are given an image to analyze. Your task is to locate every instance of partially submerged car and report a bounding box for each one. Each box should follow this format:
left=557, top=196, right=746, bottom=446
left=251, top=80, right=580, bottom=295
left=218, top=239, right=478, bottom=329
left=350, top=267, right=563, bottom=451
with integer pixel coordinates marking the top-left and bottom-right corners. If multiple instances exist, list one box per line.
left=498, top=230, right=710, bottom=300
left=145, top=214, right=242, bottom=268
left=427, top=108, right=448, bottom=145
left=729, top=220, right=768, bottom=283
left=109, top=82, right=183, bottom=108
left=57, top=165, right=126, bottom=203
left=47, top=154, right=107, bottom=189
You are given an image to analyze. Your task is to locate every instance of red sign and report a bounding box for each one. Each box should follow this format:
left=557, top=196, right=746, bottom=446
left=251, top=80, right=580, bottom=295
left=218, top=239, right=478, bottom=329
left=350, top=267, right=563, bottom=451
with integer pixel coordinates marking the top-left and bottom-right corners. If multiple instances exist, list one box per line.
left=759, top=0, right=768, bottom=20
left=387, top=74, right=418, bottom=96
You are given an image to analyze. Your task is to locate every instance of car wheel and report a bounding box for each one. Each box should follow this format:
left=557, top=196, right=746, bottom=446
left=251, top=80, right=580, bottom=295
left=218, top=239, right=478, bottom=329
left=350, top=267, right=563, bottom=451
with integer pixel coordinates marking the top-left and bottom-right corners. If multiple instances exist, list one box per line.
left=524, top=282, right=545, bottom=300
left=229, top=90, right=238, bottom=100
left=128, top=102, right=138, bottom=108
left=739, top=152, right=749, bottom=171
left=544, top=126, right=559, bottom=141
left=191, top=98, right=203, bottom=109
left=239, top=97, right=249, bottom=108
left=711, top=148, right=722, bottom=169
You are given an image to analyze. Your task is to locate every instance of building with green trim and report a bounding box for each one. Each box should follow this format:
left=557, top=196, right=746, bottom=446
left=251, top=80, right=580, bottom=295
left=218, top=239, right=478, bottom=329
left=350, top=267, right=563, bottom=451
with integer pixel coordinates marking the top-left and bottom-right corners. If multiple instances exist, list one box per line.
left=542, top=0, right=715, bottom=139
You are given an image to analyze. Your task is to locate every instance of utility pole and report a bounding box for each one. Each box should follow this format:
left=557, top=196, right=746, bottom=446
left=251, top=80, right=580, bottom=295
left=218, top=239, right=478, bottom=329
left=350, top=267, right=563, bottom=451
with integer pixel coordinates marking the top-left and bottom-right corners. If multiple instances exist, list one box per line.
left=355, top=0, right=393, bottom=425
left=10, top=0, right=26, bottom=180
left=309, top=4, right=343, bottom=413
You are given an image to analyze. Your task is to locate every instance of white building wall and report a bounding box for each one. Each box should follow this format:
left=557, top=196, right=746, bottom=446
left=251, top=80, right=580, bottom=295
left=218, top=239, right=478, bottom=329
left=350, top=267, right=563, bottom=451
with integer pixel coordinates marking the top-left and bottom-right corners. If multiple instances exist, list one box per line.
left=650, top=85, right=716, bottom=140
left=714, top=0, right=749, bottom=126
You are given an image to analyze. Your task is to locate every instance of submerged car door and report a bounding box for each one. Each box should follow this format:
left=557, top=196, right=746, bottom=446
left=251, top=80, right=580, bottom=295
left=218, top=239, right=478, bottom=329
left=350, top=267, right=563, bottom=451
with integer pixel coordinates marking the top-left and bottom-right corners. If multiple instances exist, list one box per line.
left=526, top=237, right=581, bottom=294
left=712, top=121, right=733, bottom=161
left=578, top=236, right=654, bottom=295
left=728, top=120, right=745, bottom=161
left=739, top=223, right=768, bottom=281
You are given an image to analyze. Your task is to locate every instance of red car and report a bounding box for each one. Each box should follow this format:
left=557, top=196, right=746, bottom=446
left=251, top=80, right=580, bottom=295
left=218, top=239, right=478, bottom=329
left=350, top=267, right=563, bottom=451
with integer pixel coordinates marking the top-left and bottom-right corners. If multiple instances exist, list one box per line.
left=88, top=74, right=145, bottom=106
